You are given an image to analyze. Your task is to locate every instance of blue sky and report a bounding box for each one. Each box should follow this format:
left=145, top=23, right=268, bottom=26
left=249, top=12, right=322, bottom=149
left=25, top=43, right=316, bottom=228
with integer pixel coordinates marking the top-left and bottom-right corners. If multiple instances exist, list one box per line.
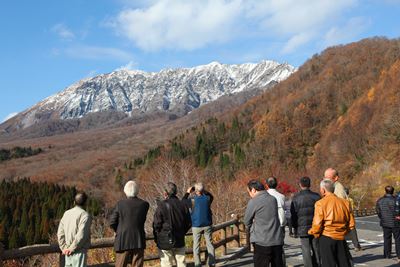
left=1, top=0, right=400, bottom=123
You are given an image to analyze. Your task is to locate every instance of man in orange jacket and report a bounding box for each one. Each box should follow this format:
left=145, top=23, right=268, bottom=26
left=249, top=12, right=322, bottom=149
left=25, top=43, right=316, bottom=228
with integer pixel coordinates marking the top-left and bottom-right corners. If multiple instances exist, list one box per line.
left=308, top=179, right=355, bottom=267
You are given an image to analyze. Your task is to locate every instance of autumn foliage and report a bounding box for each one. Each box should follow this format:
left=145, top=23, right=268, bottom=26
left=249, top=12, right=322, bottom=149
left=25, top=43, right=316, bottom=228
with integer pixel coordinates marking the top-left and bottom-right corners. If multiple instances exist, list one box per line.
left=130, top=37, right=400, bottom=209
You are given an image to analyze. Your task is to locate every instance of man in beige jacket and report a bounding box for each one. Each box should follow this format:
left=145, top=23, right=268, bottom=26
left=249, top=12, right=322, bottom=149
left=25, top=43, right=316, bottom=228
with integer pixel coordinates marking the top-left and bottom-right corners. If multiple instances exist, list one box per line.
left=57, top=193, right=92, bottom=267
left=324, top=168, right=347, bottom=199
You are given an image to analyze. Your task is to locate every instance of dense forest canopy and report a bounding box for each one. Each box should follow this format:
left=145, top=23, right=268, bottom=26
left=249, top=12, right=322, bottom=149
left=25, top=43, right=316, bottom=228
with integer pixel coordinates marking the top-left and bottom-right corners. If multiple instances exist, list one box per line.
left=0, top=178, right=102, bottom=249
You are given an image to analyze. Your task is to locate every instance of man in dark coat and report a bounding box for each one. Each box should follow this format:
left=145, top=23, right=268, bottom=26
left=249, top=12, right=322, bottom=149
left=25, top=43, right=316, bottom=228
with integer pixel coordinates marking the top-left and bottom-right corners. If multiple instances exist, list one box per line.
left=153, top=182, right=192, bottom=267
left=109, top=180, right=149, bottom=267
left=376, top=185, right=400, bottom=263
left=291, top=176, right=321, bottom=267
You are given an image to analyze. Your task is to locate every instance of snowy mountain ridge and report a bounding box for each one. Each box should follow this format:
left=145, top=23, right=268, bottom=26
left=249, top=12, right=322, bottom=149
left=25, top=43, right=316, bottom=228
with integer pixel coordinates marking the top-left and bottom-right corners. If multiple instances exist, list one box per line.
left=14, top=60, right=295, bottom=129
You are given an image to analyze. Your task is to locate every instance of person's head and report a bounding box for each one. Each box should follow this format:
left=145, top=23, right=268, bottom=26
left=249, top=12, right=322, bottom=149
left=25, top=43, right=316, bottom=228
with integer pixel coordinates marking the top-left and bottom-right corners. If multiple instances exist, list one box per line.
left=385, top=185, right=394, bottom=195
left=324, top=168, right=339, bottom=182
left=75, top=192, right=88, bottom=207
left=124, top=180, right=139, bottom=198
left=299, top=176, right=311, bottom=189
left=266, top=176, right=278, bottom=189
left=247, top=180, right=265, bottom=198
left=319, top=179, right=335, bottom=196
left=194, top=182, right=204, bottom=195
left=164, top=182, right=177, bottom=198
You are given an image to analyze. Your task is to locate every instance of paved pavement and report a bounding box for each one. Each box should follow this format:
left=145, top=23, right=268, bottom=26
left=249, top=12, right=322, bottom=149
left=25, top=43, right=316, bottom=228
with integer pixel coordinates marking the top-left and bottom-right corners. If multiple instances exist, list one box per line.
left=220, top=215, right=400, bottom=267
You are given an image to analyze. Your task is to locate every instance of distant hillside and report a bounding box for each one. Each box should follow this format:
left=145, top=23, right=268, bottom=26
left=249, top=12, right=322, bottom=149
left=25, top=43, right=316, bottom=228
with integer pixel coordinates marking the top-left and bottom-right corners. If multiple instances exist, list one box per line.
left=0, top=87, right=272, bottom=205
left=130, top=37, right=400, bottom=208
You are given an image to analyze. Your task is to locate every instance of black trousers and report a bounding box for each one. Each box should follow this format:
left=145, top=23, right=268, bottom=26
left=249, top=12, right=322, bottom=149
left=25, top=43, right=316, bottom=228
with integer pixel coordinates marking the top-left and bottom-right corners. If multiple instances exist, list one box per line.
left=382, top=227, right=400, bottom=258
left=319, top=235, right=351, bottom=267
left=253, top=243, right=284, bottom=267
left=300, top=236, right=320, bottom=267
left=286, top=217, right=293, bottom=235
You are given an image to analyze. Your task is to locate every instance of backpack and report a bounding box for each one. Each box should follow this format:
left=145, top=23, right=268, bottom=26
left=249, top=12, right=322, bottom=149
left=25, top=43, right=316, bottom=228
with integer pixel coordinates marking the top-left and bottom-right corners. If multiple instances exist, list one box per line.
left=156, top=201, right=176, bottom=250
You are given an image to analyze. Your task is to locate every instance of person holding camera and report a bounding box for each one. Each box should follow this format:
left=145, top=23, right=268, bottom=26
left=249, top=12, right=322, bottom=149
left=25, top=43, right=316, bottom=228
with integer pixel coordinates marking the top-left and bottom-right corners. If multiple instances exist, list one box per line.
left=153, top=182, right=192, bottom=267
left=183, top=182, right=215, bottom=267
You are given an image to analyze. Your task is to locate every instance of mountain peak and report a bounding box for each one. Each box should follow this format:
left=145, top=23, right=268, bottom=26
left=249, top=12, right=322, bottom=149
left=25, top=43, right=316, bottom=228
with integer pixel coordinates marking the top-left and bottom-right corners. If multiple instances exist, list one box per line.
left=5, top=60, right=295, bottom=129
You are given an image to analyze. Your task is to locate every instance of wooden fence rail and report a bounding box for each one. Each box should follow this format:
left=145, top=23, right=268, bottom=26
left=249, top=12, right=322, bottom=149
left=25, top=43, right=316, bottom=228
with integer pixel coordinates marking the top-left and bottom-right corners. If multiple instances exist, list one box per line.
left=0, top=218, right=248, bottom=266
left=354, top=208, right=377, bottom=217
left=0, top=208, right=377, bottom=266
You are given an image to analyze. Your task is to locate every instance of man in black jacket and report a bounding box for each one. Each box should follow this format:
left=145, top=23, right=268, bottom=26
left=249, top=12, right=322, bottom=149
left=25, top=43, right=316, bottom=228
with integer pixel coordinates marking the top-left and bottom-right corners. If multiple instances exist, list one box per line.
left=376, top=185, right=400, bottom=262
left=109, top=181, right=149, bottom=267
left=153, top=182, right=192, bottom=267
left=291, top=176, right=321, bottom=267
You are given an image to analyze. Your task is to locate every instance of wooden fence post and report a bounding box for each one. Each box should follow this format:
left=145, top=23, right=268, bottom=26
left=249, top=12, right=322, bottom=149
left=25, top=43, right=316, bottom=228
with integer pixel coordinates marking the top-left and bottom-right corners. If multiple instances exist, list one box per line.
left=234, top=222, right=240, bottom=247
left=246, top=230, right=251, bottom=251
left=0, top=242, right=4, bottom=267
left=59, top=253, right=65, bottom=267
left=221, top=227, right=227, bottom=256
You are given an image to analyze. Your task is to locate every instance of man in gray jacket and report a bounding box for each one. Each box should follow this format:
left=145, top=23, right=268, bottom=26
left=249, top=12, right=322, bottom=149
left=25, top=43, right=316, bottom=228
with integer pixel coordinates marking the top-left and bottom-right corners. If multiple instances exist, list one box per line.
left=244, top=180, right=284, bottom=267
left=57, top=192, right=92, bottom=267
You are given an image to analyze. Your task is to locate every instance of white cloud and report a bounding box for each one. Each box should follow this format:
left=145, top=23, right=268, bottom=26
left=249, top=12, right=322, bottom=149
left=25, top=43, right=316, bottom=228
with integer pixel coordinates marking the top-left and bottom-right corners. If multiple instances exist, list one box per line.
left=2, top=112, right=18, bottom=123
left=51, top=23, right=75, bottom=40
left=115, top=61, right=139, bottom=71
left=111, top=0, right=359, bottom=53
left=324, top=17, right=370, bottom=47
left=250, top=0, right=356, bottom=34
left=64, top=45, right=134, bottom=61
left=112, top=0, right=242, bottom=51
left=282, top=32, right=314, bottom=54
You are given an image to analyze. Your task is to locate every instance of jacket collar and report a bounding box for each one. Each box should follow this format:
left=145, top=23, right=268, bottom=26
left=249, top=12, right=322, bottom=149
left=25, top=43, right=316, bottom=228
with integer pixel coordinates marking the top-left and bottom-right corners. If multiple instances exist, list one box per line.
left=298, top=188, right=312, bottom=195
left=324, top=192, right=336, bottom=198
left=254, top=190, right=268, bottom=199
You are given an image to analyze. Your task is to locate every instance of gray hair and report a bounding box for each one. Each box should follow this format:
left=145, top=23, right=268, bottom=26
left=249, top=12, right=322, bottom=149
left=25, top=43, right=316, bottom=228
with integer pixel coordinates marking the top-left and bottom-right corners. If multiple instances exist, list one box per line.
left=194, top=182, right=204, bottom=193
left=124, top=180, right=139, bottom=197
left=75, top=192, right=88, bottom=206
left=320, top=179, right=334, bottom=193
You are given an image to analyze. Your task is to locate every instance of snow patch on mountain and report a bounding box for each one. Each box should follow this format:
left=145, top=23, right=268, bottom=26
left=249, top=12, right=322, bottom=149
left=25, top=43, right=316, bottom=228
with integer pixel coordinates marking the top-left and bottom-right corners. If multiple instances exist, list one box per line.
left=15, top=60, right=296, bottom=128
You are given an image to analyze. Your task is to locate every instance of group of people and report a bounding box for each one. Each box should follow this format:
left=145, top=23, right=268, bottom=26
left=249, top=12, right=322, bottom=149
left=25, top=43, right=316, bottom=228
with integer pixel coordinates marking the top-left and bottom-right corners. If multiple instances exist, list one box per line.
left=56, top=167, right=400, bottom=267
left=244, top=167, right=400, bottom=267
left=57, top=181, right=215, bottom=267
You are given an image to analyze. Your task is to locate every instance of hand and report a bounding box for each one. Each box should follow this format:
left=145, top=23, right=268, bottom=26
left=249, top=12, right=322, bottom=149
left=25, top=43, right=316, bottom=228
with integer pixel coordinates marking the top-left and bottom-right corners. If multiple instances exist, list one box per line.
left=187, top=187, right=194, bottom=194
left=395, top=216, right=400, bottom=220
left=62, top=249, right=72, bottom=256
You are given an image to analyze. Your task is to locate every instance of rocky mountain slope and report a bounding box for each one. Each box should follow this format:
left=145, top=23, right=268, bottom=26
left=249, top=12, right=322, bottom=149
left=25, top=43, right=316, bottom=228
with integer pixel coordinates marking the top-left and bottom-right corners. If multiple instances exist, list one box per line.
left=2, top=61, right=294, bottom=132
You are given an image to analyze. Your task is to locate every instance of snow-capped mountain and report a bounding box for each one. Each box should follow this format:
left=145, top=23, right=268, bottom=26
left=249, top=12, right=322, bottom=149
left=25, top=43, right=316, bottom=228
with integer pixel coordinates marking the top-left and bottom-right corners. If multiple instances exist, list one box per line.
left=10, top=60, right=295, bottom=129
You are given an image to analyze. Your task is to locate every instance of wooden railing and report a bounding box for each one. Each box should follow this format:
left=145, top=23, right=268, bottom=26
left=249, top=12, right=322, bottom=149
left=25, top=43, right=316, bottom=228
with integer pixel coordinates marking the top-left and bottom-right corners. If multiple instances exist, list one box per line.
left=0, top=218, right=249, bottom=266
left=354, top=208, right=377, bottom=217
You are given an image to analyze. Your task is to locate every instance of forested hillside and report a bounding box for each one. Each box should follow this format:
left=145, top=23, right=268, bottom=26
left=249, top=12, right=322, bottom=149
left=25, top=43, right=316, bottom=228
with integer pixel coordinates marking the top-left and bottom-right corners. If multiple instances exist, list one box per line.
left=125, top=38, right=400, bottom=209
left=0, top=179, right=101, bottom=249
left=0, top=146, right=42, bottom=162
